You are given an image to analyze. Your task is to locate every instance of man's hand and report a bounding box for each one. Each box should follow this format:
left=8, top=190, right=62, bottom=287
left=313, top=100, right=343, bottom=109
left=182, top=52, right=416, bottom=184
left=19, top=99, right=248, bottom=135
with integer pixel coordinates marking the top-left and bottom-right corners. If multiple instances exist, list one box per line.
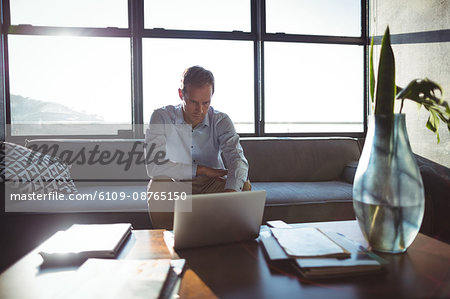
left=196, top=166, right=237, bottom=192
left=196, top=165, right=228, bottom=178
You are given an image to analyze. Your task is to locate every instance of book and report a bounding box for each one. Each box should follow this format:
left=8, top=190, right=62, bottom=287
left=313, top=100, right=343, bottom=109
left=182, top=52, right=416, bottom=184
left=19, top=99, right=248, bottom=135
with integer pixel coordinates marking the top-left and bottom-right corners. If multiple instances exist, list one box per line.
left=39, top=223, right=132, bottom=265
left=294, top=232, right=388, bottom=278
left=270, top=227, right=350, bottom=258
left=260, top=223, right=388, bottom=279
left=61, top=258, right=185, bottom=299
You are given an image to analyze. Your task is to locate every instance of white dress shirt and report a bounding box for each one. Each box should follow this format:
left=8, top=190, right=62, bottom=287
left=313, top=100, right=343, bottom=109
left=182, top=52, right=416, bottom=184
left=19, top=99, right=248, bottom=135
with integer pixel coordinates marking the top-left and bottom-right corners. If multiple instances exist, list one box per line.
left=145, top=104, right=248, bottom=191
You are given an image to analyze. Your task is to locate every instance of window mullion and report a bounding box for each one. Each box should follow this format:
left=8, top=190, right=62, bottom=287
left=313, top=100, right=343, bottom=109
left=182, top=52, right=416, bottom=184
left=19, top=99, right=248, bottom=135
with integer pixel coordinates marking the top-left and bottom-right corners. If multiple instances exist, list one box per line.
left=362, top=0, right=369, bottom=135
left=130, top=0, right=144, bottom=138
left=1, top=0, right=11, bottom=138
left=254, top=0, right=265, bottom=136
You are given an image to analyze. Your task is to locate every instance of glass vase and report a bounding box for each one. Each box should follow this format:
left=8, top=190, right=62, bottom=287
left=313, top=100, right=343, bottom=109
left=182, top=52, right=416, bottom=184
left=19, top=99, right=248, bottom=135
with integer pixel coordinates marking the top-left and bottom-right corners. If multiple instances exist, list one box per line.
left=353, top=114, right=424, bottom=253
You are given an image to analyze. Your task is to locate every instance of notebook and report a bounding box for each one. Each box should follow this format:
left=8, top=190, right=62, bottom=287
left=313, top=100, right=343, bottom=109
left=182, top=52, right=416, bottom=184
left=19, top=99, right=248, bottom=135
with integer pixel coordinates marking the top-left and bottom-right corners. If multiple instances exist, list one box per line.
left=39, top=223, right=132, bottom=265
left=173, top=190, right=266, bottom=249
left=60, top=258, right=185, bottom=299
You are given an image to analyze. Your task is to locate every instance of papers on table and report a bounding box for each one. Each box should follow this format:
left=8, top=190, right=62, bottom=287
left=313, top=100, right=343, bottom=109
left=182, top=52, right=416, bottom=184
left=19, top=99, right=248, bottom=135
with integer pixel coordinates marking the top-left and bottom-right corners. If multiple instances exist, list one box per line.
left=261, top=223, right=388, bottom=279
left=293, top=232, right=387, bottom=278
left=270, top=227, right=350, bottom=258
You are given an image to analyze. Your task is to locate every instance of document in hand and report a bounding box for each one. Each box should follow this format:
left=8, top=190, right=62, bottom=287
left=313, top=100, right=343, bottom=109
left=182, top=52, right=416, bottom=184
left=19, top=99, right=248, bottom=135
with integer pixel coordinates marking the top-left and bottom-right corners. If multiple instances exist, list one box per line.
left=39, top=223, right=132, bottom=264
left=270, top=227, right=350, bottom=258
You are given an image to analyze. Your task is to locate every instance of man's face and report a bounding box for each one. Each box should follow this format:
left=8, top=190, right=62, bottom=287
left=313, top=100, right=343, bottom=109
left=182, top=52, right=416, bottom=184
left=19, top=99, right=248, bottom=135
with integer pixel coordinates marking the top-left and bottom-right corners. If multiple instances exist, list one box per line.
left=179, top=84, right=212, bottom=127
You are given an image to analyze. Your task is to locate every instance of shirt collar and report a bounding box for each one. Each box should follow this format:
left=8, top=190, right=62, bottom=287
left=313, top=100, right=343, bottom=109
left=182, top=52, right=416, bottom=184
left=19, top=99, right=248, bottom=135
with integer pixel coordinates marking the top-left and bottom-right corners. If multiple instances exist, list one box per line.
left=174, top=104, right=186, bottom=125
left=199, top=110, right=210, bottom=128
left=175, top=104, right=210, bottom=128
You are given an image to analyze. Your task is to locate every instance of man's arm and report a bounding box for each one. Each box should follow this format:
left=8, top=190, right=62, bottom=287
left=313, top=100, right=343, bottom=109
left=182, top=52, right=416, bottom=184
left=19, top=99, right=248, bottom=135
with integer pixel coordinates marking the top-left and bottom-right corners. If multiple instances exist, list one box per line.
left=145, top=110, right=194, bottom=180
left=196, top=165, right=227, bottom=177
left=217, top=115, right=249, bottom=191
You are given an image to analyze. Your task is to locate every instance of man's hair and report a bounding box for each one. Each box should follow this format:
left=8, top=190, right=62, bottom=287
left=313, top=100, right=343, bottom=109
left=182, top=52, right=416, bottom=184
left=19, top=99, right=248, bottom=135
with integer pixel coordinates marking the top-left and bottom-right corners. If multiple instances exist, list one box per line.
left=180, top=66, right=215, bottom=95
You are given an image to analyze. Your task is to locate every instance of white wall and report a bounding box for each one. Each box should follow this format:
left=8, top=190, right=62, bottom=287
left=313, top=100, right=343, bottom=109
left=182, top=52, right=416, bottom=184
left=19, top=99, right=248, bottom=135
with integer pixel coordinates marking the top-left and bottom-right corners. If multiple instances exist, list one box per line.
left=370, top=0, right=450, bottom=167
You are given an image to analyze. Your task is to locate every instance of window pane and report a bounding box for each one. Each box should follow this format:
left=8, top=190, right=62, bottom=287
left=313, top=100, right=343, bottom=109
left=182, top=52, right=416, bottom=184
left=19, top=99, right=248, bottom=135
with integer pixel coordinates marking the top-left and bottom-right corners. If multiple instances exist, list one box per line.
left=264, top=42, right=364, bottom=133
left=144, top=0, right=250, bottom=32
left=143, top=39, right=254, bottom=133
left=266, top=0, right=361, bottom=36
left=10, top=0, right=128, bottom=28
left=8, top=35, right=132, bottom=135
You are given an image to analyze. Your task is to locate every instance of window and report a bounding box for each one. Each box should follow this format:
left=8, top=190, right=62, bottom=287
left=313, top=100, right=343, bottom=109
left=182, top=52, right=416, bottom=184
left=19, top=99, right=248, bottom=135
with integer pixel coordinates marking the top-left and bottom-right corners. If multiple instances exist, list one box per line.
left=8, top=35, right=131, bottom=135
left=264, top=42, right=364, bottom=133
left=142, top=39, right=254, bottom=133
left=10, top=0, right=128, bottom=28
left=3, top=0, right=367, bottom=138
left=266, top=0, right=361, bottom=36
left=144, top=0, right=251, bottom=32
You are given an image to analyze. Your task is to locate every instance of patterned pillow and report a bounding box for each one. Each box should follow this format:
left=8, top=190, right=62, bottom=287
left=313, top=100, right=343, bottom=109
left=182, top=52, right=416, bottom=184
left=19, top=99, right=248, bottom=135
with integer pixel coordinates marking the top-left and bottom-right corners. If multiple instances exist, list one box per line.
left=0, top=142, right=77, bottom=194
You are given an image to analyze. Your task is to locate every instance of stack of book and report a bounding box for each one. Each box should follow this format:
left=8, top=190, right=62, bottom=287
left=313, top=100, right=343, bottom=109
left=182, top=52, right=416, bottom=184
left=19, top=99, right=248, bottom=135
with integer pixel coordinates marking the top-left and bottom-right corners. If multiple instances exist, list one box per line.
left=38, top=223, right=186, bottom=298
left=260, top=221, right=387, bottom=279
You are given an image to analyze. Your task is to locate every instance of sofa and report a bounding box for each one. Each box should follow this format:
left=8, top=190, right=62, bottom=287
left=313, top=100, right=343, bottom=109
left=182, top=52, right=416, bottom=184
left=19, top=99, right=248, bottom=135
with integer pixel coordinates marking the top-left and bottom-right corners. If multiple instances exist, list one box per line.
left=3, top=137, right=361, bottom=223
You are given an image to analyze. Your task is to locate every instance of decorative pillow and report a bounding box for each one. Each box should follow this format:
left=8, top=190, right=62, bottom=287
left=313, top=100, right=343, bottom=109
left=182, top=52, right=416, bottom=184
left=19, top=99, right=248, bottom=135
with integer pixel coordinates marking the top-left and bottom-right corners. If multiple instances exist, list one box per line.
left=0, top=142, right=77, bottom=194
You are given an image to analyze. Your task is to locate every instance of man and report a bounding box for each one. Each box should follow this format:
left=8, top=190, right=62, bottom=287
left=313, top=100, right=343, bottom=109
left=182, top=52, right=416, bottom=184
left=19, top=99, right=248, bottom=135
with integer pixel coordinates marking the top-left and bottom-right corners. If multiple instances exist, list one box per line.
left=145, top=66, right=249, bottom=228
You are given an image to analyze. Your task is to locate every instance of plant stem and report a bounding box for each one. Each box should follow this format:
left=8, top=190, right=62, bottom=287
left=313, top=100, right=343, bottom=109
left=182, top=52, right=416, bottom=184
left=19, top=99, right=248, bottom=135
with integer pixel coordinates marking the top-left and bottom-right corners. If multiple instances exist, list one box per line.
left=399, top=98, right=405, bottom=114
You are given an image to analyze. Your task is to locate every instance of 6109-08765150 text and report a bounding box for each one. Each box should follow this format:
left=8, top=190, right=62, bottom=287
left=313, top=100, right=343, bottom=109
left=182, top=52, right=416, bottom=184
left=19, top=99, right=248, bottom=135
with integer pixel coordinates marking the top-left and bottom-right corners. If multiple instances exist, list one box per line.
left=9, top=191, right=188, bottom=201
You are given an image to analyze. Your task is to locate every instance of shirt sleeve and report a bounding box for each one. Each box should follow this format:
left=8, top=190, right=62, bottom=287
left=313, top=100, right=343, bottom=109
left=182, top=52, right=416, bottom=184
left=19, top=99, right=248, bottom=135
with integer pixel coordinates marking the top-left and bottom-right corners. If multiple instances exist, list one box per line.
left=144, top=110, right=193, bottom=180
left=217, top=115, right=249, bottom=191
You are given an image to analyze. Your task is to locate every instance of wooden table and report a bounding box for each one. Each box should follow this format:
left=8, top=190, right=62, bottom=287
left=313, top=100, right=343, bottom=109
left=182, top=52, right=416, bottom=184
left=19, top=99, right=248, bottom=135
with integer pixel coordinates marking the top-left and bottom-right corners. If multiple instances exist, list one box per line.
left=1, top=220, right=449, bottom=298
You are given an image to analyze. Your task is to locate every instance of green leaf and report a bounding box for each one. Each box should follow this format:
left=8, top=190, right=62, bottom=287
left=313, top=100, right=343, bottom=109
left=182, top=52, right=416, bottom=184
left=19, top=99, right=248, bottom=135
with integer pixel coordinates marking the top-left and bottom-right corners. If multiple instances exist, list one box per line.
left=375, top=27, right=396, bottom=116
left=426, top=110, right=441, bottom=143
left=396, top=78, right=449, bottom=141
left=396, top=78, right=443, bottom=105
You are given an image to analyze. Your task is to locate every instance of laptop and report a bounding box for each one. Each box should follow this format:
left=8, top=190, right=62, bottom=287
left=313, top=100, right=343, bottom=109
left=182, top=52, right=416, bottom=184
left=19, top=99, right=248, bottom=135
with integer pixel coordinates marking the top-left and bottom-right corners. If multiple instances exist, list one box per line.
left=173, top=190, right=266, bottom=249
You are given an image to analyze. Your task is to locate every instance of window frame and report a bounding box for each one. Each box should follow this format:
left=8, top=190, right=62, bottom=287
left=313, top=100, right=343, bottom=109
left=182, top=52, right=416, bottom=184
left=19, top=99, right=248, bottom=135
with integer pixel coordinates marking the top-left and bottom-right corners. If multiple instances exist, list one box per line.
left=0, top=0, right=369, bottom=140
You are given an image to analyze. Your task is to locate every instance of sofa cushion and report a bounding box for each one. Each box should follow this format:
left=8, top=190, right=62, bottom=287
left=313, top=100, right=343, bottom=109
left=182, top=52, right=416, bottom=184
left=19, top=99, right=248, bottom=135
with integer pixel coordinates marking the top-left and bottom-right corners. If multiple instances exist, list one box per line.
left=1, top=142, right=77, bottom=194
left=251, top=181, right=353, bottom=206
left=240, top=137, right=361, bottom=182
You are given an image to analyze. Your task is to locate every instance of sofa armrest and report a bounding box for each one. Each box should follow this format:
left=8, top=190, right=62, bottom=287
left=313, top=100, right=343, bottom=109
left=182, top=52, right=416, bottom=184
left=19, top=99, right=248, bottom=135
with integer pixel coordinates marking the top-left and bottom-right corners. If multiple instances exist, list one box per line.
left=414, top=154, right=450, bottom=243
